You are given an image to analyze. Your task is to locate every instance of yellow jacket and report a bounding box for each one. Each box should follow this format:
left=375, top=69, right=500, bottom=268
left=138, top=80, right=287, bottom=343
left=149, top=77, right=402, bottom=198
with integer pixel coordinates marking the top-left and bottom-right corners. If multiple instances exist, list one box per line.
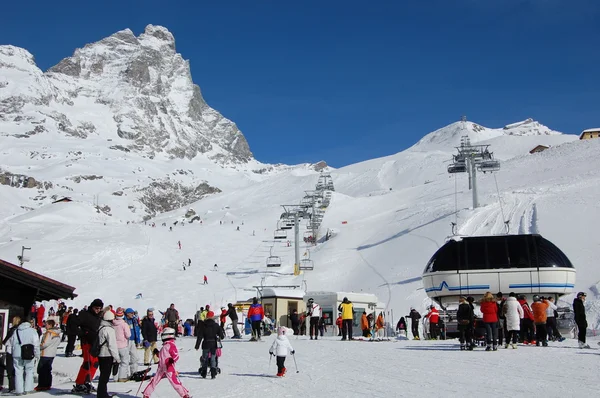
left=338, top=302, right=354, bottom=320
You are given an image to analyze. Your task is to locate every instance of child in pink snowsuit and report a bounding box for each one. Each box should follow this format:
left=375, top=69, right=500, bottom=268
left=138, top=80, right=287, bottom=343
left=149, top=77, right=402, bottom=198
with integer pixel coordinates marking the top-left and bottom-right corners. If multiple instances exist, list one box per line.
left=142, top=328, right=190, bottom=398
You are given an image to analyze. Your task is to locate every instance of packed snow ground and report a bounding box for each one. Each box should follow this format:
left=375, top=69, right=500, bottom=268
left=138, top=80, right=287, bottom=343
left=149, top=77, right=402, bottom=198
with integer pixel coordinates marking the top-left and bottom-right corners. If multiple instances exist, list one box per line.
left=30, top=335, right=600, bottom=398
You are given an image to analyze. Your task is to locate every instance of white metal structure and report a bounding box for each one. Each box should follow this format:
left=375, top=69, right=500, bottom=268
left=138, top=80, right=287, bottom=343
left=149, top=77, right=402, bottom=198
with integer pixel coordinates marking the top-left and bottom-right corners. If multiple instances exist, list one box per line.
left=422, top=234, right=576, bottom=306
left=266, top=246, right=282, bottom=268
left=273, top=229, right=287, bottom=240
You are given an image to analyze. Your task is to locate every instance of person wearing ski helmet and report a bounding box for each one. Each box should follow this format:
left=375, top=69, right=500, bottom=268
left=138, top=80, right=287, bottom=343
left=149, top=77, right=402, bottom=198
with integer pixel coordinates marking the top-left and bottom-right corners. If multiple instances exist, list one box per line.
left=194, top=311, right=225, bottom=379
left=573, top=292, right=589, bottom=348
left=142, top=328, right=190, bottom=398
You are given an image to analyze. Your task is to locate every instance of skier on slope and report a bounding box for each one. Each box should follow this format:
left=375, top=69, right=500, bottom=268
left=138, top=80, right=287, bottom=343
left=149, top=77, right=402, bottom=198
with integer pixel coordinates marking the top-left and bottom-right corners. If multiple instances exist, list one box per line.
left=269, top=327, right=295, bottom=377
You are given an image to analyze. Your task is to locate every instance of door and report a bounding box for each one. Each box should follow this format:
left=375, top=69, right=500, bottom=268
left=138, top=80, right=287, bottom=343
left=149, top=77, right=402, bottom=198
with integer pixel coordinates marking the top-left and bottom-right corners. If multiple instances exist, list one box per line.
left=287, top=301, right=298, bottom=328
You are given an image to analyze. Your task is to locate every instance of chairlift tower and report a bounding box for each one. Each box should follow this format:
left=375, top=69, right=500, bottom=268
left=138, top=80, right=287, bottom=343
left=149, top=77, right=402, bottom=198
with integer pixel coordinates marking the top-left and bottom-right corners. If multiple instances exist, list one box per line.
left=447, top=130, right=501, bottom=209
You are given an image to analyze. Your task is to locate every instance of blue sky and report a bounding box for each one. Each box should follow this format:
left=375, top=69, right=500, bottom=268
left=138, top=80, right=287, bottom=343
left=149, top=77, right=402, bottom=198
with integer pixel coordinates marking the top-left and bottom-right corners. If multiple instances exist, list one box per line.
left=1, top=1, right=599, bottom=167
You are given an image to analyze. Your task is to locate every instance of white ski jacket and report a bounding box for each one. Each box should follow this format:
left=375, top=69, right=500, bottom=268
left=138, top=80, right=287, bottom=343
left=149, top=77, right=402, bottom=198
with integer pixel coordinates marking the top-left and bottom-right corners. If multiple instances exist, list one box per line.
left=269, top=335, right=294, bottom=357
left=308, top=303, right=322, bottom=318
left=504, top=297, right=524, bottom=331
left=545, top=300, right=557, bottom=317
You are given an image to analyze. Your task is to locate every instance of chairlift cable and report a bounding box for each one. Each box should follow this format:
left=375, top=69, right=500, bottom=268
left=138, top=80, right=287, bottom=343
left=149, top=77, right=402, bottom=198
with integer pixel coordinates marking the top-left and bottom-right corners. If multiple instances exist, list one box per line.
left=493, top=173, right=509, bottom=234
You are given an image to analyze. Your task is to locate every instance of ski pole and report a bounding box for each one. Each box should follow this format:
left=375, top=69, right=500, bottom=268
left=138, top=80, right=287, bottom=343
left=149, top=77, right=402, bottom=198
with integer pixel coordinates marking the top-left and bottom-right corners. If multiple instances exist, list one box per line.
left=135, top=367, right=151, bottom=397
left=292, top=353, right=299, bottom=373
left=269, top=353, right=272, bottom=369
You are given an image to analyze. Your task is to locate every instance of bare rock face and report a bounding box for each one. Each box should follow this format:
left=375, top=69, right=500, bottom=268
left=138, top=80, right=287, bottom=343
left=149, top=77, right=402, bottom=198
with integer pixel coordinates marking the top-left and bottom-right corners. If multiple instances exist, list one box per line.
left=0, top=25, right=253, bottom=164
left=137, top=179, right=221, bottom=216
left=312, top=161, right=328, bottom=172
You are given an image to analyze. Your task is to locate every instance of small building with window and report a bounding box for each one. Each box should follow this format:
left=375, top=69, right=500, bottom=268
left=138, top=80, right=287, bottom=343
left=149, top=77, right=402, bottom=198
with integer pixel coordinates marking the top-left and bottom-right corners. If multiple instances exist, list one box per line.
left=579, top=128, right=600, bottom=140
left=259, top=288, right=306, bottom=329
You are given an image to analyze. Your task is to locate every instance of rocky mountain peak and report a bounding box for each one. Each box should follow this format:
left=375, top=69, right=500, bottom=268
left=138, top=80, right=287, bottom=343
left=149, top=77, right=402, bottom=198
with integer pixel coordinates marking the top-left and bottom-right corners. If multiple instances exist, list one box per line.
left=1, top=25, right=252, bottom=163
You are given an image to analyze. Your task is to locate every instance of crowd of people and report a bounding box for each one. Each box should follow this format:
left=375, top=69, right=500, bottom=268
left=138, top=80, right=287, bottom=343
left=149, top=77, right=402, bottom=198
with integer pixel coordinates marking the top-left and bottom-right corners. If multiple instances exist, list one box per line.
left=400, top=291, right=590, bottom=351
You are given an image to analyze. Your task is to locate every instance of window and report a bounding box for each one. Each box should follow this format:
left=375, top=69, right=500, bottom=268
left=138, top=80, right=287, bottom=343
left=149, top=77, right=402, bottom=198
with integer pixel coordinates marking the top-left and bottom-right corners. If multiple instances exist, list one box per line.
left=487, top=237, right=509, bottom=268
left=424, top=240, right=459, bottom=272
left=507, top=235, right=532, bottom=268
left=535, top=236, right=574, bottom=268
left=465, top=238, right=487, bottom=269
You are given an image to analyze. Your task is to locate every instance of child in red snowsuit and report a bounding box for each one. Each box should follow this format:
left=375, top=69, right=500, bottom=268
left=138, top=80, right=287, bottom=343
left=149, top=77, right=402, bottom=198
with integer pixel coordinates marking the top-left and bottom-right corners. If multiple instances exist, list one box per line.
left=142, top=328, right=190, bottom=398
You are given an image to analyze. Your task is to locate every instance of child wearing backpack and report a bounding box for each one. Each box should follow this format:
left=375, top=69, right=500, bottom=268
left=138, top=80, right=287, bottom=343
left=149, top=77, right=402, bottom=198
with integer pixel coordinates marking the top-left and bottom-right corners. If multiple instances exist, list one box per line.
left=9, top=319, right=40, bottom=395
left=269, top=327, right=295, bottom=377
left=35, top=319, right=61, bottom=391
left=142, top=328, right=190, bottom=398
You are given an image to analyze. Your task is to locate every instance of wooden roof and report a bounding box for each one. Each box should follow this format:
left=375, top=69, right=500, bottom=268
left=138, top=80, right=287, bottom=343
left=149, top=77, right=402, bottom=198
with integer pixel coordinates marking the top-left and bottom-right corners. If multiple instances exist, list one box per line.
left=0, top=258, right=77, bottom=301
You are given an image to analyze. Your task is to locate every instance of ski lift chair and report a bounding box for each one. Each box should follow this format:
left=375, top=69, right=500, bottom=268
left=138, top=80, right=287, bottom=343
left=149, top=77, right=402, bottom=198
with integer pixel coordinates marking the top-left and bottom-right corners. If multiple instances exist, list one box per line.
left=273, top=229, right=287, bottom=240
left=266, top=255, right=282, bottom=268
left=299, top=258, right=314, bottom=270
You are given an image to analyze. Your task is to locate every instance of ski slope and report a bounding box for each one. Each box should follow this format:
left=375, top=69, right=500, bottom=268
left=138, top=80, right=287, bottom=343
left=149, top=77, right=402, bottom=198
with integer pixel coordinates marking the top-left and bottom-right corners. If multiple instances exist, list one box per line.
left=0, top=122, right=599, bottom=329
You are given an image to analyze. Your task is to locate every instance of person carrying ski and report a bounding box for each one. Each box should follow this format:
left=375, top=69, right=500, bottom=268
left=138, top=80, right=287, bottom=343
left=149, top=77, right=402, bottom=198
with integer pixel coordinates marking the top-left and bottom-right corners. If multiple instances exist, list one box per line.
left=269, top=327, right=295, bottom=377
left=306, top=298, right=321, bottom=340
left=573, top=292, right=589, bottom=348
left=248, top=298, right=265, bottom=341
left=408, top=308, right=421, bottom=340
left=194, top=311, right=225, bottom=379
left=338, top=297, right=354, bottom=340
left=227, top=303, right=241, bottom=339
left=142, top=328, right=190, bottom=398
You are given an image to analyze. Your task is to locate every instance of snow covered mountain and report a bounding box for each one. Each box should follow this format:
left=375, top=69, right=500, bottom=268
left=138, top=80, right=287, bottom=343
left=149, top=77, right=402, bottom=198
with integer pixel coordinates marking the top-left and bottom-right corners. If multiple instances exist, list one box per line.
left=0, top=25, right=251, bottom=163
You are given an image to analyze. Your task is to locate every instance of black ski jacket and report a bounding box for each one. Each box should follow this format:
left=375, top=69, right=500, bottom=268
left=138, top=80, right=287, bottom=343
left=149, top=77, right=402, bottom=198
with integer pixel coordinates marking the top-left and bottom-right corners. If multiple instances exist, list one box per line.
left=456, top=303, right=474, bottom=325
left=227, top=305, right=238, bottom=321
left=66, top=313, right=80, bottom=335
left=141, top=317, right=158, bottom=343
left=573, top=298, right=587, bottom=326
left=195, top=318, right=225, bottom=350
left=77, top=308, right=101, bottom=345
left=409, top=309, right=421, bottom=324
